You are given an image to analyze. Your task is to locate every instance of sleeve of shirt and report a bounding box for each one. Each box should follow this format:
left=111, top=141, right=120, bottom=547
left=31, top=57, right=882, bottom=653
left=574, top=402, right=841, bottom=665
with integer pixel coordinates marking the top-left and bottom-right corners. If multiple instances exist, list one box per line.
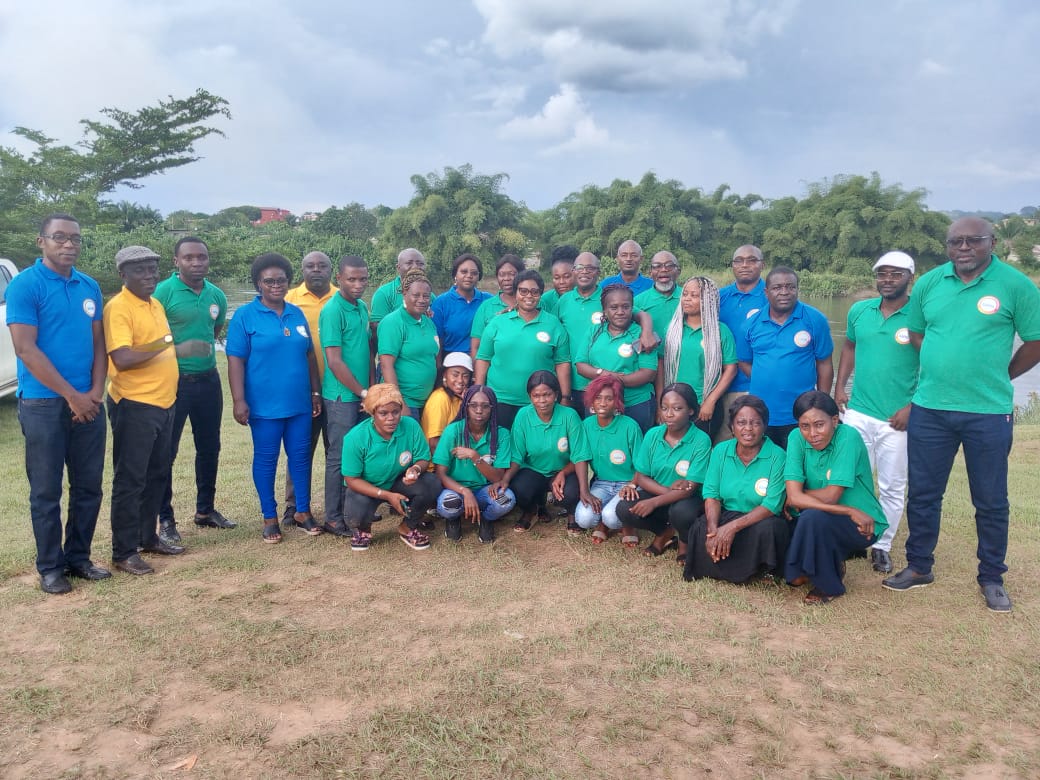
left=687, top=429, right=712, bottom=484
left=1012, top=274, right=1040, bottom=341
left=493, top=427, right=514, bottom=468
left=224, top=309, right=250, bottom=359
left=341, top=427, right=365, bottom=478
left=719, top=323, right=737, bottom=364
left=637, top=344, right=658, bottom=370
left=844, top=302, right=860, bottom=344
left=633, top=435, right=654, bottom=476
left=420, top=391, right=455, bottom=441
left=4, top=274, right=40, bottom=326
left=370, top=285, right=391, bottom=323
left=86, top=278, right=104, bottom=323
left=701, top=446, right=725, bottom=501
left=318, top=305, right=343, bottom=349
left=553, top=319, right=572, bottom=364
left=216, top=288, right=228, bottom=327
left=574, top=330, right=592, bottom=363
left=430, top=297, right=448, bottom=343
left=509, top=414, right=528, bottom=465
left=735, top=318, right=753, bottom=363
left=906, top=279, right=927, bottom=333
left=432, top=428, right=454, bottom=468
left=567, top=411, right=592, bottom=462
left=822, top=427, right=857, bottom=488
left=103, top=299, right=135, bottom=351
left=475, top=317, right=498, bottom=361
left=470, top=300, right=492, bottom=339
left=783, top=434, right=807, bottom=483
left=762, top=448, right=788, bottom=515
left=812, top=308, right=834, bottom=359
left=376, top=312, right=404, bottom=357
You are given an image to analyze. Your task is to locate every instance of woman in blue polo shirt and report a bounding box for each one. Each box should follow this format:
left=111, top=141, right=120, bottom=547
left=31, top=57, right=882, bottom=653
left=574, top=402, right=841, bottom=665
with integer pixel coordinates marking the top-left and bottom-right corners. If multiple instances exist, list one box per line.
left=431, top=254, right=491, bottom=354
left=227, top=253, right=323, bottom=544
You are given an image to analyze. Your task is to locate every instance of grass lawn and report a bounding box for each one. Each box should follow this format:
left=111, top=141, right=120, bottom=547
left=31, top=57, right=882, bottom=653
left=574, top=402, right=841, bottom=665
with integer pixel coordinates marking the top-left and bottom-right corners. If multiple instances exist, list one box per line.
left=1, top=379, right=1039, bottom=779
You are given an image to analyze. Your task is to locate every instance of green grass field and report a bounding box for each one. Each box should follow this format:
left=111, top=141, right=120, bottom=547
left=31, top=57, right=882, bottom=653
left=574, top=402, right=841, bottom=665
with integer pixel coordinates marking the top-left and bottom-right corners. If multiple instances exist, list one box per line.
left=2, top=381, right=1039, bottom=779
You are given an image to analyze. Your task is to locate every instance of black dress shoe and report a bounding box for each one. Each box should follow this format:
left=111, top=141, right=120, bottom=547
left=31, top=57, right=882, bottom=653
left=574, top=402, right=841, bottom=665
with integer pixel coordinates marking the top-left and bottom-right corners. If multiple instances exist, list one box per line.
left=140, top=539, right=186, bottom=556
left=158, top=520, right=182, bottom=544
left=40, top=571, right=73, bottom=594
left=67, top=563, right=112, bottom=580
left=113, top=554, right=155, bottom=576
left=870, top=548, right=893, bottom=574
left=194, top=510, right=237, bottom=529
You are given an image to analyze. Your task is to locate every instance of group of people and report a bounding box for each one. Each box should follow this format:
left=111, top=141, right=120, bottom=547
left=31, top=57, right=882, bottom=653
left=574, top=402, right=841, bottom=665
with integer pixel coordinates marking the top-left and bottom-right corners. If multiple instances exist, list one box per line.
left=10, top=213, right=1040, bottom=614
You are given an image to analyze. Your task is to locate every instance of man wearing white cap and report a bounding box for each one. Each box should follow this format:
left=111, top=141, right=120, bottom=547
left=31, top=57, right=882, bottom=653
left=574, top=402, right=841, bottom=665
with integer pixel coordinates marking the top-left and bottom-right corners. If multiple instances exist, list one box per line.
left=835, top=251, right=919, bottom=574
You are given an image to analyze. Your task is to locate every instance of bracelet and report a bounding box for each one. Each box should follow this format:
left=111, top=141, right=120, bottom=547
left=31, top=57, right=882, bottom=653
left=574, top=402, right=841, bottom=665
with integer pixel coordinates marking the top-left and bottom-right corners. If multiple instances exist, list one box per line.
left=311, top=391, right=321, bottom=397
left=377, top=488, right=383, bottom=498
left=360, top=388, right=368, bottom=399
left=561, top=395, right=572, bottom=401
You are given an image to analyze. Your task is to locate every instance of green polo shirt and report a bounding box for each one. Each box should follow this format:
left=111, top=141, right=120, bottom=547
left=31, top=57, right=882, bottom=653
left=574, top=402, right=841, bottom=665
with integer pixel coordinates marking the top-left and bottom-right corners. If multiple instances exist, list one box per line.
left=575, top=321, right=657, bottom=405
left=319, top=292, right=371, bottom=402
left=907, top=257, right=1040, bottom=414
left=433, top=421, right=513, bottom=489
left=634, top=423, right=712, bottom=487
left=784, top=423, right=887, bottom=537
left=153, top=274, right=227, bottom=374
left=556, top=287, right=606, bottom=390
left=371, top=276, right=436, bottom=325
left=476, top=309, right=571, bottom=406
left=470, top=292, right=511, bottom=340
left=672, top=322, right=737, bottom=402
left=377, top=307, right=440, bottom=408
left=540, top=288, right=561, bottom=315
left=634, top=284, right=680, bottom=346
left=845, top=297, right=918, bottom=420
left=702, top=437, right=787, bottom=515
left=341, top=415, right=431, bottom=489
left=510, top=403, right=591, bottom=476
left=582, top=413, right=643, bottom=482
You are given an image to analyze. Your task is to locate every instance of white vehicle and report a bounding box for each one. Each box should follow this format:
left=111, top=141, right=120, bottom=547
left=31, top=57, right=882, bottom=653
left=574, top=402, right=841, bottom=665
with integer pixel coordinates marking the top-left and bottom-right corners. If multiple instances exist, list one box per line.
left=0, top=258, right=20, bottom=398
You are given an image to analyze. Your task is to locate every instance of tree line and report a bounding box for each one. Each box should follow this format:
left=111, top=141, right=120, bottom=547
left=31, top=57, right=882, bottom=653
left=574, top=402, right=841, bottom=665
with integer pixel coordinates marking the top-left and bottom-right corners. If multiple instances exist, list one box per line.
left=3, top=90, right=1036, bottom=295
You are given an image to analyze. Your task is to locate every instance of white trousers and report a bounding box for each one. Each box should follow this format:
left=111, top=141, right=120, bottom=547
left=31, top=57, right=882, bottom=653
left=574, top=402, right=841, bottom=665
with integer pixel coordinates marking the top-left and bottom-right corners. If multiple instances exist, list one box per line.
left=842, top=407, right=907, bottom=552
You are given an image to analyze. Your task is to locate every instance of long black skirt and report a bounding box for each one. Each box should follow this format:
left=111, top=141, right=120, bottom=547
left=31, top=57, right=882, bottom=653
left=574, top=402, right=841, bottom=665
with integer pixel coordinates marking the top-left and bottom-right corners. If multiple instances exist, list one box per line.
left=683, top=509, right=792, bottom=583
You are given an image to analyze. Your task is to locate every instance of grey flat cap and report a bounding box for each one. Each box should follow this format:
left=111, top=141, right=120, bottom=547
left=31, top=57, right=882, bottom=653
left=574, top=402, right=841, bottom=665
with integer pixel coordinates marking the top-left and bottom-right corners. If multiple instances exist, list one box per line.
left=115, top=245, right=161, bottom=270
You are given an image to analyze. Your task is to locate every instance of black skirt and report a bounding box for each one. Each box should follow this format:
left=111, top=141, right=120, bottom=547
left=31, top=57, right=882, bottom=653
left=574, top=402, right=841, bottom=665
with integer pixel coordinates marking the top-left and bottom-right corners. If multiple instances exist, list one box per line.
left=683, top=509, right=792, bottom=583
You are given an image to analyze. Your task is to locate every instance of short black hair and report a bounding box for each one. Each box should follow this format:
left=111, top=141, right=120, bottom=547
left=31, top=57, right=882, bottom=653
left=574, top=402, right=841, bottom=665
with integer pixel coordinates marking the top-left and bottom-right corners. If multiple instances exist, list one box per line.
left=496, top=253, right=525, bottom=274
left=550, top=244, right=579, bottom=264
left=727, top=394, right=770, bottom=429
left=40, top=213, right=78, bottom=235
left=659, top=382, right=700, bottom=418
left=792, top=390, right=839, bottom=420
left=526, top=369, right=561, bottom=396
left=766, top=266, right=799, bottom=286
left=250, top=253, right=293, bottom=289
left=174, top=236, right=208, bottom=256
left=515, top=269, right=544, bottom=292
left=452, top=252, right=483, bottom=281
left=338, top=255, right=366, bottom=272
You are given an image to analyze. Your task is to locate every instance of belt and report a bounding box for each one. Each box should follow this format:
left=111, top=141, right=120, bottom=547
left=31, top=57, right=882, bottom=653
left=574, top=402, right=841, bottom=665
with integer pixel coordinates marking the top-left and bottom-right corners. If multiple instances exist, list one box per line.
left=179, top=369, right=219, bottom=382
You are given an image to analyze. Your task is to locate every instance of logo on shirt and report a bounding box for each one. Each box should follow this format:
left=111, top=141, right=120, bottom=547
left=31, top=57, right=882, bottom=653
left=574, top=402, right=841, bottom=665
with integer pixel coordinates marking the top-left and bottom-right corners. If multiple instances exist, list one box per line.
left=591, top=312, right=604, bottom=325
left=894, top=327, right=910, bottom=345
left=536, top=331, right=551, bottom=343
left=675, top=460, right=690, bottom=477
left=609, top=449, right=627, bottom=465
left=296, top=325, right=308, bottom=338
left=398, top=451, right=413, bottom=467
left=793, top=330, right=811, bottom=348
left=746, top=308, right=760, bottom=319
left=977, top=296, right=1000, bottom=315
left=557, top=437, right=569, bottom=452
left=755, top=478, right=769, bottom=497
left=209, top=303, right=220, bottom=320
left=825, top=468, right=832, bottom=480
left=618, top=343, right=634, bottom=358
left=82, top=299, right=96, bottom=317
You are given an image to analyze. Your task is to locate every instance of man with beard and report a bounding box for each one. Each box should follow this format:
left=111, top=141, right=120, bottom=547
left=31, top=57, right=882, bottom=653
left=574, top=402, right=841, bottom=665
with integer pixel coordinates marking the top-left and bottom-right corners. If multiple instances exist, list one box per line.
left=835, top=251, right=918, bottom=574
left=634, top=250, right=681, bottom=345
left=882, top=218, right=1040, bottom=613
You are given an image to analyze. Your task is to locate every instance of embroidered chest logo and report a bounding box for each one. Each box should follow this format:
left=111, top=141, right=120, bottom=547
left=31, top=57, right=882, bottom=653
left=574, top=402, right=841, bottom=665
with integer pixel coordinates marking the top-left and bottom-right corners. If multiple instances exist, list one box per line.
left=977, top=296, right=1000, bottom=315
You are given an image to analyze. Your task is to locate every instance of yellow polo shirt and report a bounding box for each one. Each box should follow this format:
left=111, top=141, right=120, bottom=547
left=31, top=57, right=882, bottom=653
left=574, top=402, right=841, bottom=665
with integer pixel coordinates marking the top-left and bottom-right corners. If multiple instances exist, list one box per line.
left=286, top=283, right=334, bottom=378
left=103, top=288, right=178, bottom=408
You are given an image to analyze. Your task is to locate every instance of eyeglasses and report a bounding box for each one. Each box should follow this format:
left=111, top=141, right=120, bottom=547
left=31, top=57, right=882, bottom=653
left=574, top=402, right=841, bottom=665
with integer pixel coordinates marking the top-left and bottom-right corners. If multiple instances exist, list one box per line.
left=767, top=284, right=797, bottom=292
left=732, top=257, right=761, bottom=266
left=260, top=277, right=289, bottom=287
left=875, top=270, right=908, bottom=280
left=466, top=402, right=492, bottom=411
left=649, top=263, right=677, bottom=271
left=516, top=287, right=541, bottom=297
left=946, top=235, right=992, bottom=248
left=41, top=233, right=82, bottom=246
left=573, top=265, right=600, bottom=273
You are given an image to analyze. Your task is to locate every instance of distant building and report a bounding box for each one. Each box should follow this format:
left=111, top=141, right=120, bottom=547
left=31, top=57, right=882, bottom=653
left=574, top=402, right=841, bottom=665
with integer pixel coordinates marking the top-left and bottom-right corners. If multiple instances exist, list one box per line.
left=252, top=207, right=293, bottom=226
left=300, top=212, right=320, bottom=222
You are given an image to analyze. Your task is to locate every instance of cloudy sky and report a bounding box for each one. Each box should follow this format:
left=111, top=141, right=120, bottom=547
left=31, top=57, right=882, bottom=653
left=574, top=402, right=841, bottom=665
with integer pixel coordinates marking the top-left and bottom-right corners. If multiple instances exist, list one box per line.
left=2, top=1, right=1037, bottom=218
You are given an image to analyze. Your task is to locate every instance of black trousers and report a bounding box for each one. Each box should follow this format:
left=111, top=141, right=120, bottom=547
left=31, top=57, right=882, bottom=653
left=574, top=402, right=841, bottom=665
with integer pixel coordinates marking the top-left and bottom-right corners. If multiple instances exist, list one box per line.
left=342, top=472, right=440, bottom=531
left=615, top=488, right=703, bottom=536
left=511, top=468, right=580, bottom=514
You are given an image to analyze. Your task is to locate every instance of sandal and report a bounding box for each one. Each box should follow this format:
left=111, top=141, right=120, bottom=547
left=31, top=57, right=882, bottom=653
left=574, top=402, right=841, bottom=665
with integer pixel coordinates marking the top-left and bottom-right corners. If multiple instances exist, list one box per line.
left=566, top=520, right=583, bottom=537
left=262, top=521, right=282, bottom=544
left=591, top=528, right=609, bottom=545
left=643, top=536, right=678, bottom=558
left=803, top=587, right=841, bottom=605
left=620, top=534, right=640, bottom=549
left=399, top=528, right=431, bottom=550
left=350, top=529, right=371, bottom=551
left=513, top=515, right=533, bottom=533
left=676, top=553, right=687, bottom=565
left=293, top=513, right=323, bottom=536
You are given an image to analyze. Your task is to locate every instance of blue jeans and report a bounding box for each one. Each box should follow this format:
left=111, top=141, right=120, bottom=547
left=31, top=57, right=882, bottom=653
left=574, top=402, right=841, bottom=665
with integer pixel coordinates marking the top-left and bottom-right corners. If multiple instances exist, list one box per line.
left=18, top=397, right=106, bottom=575
left=574, top=479, right=627, bottom=529
left=625, top=398, right=655, bottom=433
left=159, top=369, right=222, bottom=523
left=251, top=413, right=313, bottom=519
left=437, top=485, right=517, bottom=522
left=324, top=399, right=361, bottom=526
left=905, top=405, right=1013, bottom=585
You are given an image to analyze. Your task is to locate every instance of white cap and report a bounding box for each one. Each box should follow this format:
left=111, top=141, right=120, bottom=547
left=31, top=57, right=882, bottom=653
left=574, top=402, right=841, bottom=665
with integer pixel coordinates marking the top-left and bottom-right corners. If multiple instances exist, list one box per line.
left=442, top=352, right=473, bottom=372
left=873, top=251, right=915, bottom=274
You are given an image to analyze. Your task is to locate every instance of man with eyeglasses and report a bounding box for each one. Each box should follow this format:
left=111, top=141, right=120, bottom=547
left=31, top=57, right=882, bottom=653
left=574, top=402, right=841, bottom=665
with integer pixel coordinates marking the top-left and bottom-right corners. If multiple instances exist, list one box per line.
left=882, top=217, right=1040, bottom=613
left=104, top=246, right=186, bottom=576
left=154, top=237, right=234, bottom=546
left=601, top=239, right=652, bottom=295
left=835, top=251, right=919, bottom=575
left=736, top=266, right=833, bottom=448
left=717, top=245, right=768, bottom=442
left=634, top=250, right=682, bottom=344
left=7, top=214, right=110, bottom=593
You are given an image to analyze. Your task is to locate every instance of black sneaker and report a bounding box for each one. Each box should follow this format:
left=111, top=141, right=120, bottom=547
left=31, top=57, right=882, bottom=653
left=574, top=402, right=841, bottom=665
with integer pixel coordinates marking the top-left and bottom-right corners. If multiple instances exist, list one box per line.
left=870, top=548, right=893, bottom=573
left=478, top=519, right=495, bottom=544
left=159, top=520, right=182, bottom=544
left=445, top=518, right=462, bottom=542
left=881, top=567, right=934, bottom=591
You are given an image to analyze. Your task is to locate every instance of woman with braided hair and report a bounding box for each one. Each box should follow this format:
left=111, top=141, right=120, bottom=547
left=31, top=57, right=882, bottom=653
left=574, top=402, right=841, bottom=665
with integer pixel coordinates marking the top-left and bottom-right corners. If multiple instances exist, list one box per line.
left=662, top=276, right=738, bottom=438
left=377, top=268, right=440, bottom=419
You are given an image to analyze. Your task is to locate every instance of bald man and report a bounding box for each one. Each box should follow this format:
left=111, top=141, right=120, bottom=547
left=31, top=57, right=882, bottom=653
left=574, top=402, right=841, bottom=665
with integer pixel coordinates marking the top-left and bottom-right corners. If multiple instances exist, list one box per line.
left=602, top=239, right=652, bottom=295
left=370, top=248, right=430, bottom=333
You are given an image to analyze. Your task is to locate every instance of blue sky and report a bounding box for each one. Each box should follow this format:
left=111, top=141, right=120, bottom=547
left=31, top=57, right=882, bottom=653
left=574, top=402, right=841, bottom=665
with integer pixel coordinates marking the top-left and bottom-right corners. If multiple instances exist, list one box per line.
left=2, top=1, right=1037, bottom=217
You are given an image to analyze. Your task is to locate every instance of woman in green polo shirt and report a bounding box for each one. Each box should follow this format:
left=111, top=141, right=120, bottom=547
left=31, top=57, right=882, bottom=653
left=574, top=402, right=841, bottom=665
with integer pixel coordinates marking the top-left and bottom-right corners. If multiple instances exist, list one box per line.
left=378, top=269, right=440, bottom=420
left=783, top=390, right=885, bottom=605
left=340, top=384, right=441, bottom=552
left=614, top=383, right=712, bottom=560
left=662, top=277, right=737, bottom=439
left=574, top=283, right=658, bottom=432
left=683, top=394, right=791, bottom=583
left=494, top=370, right=592, bottom=533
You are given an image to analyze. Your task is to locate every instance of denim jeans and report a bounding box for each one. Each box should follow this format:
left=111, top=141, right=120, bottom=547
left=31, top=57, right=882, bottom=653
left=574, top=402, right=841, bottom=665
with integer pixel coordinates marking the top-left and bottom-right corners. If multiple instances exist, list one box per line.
left=905, top=404, right=1013, bottom=585
left=437, top=485, right=517, bottom=522
left=324, top=399, right=361, bottom=526
left=159, top=369, right=222, bottom=524
left=625, top=398, right=656, bottom=434
left=252, top=413, right=313, bottom=519
left=574, top=479, right=627, bottom=529
left=283, top=406, right=328, bottom=516
left=108, top=397, right=174, bottom=562
left=843, top=407, right=907, bottom=553
left=18, top=397, right=106, bottom=575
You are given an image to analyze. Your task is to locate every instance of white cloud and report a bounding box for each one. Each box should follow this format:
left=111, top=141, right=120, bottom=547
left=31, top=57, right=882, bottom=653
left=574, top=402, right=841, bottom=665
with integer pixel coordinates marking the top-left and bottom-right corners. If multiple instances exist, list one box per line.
left=918, top=58, right=950, bottom=77
left=498, top=84, right=611, bottom=155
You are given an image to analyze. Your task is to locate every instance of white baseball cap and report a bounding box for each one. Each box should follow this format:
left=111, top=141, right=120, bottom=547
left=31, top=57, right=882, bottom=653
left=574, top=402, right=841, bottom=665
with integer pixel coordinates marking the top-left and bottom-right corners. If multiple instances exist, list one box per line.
left=873, top=251, right=915, bottom=274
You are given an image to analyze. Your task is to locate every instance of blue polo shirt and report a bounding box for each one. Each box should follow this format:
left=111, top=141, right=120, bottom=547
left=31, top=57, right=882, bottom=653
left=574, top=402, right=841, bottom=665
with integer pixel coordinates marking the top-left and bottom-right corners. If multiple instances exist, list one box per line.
left=225, top=296, right=313, bottom=419
left=6, top=259, right=103, bottom=399
left=736, top=301, right=834, bottom=426
left=719, top=279, right=767, bottom=393
left=601, top=273, right=653, bottom=296
left=431, top=285, right=491, bottom=353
